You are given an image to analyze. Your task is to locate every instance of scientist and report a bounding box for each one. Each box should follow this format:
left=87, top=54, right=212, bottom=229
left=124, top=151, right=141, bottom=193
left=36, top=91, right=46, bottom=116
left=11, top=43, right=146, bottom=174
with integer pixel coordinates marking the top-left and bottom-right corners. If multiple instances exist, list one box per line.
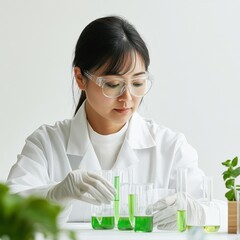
left=6, top=16, right=225, bottom=230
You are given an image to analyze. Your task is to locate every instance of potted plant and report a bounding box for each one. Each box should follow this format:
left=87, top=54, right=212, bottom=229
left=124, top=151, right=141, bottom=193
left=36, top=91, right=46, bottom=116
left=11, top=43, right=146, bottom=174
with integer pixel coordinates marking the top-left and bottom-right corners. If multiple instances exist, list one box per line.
left=222, top=156, right=240, bottom=233
left=0, top=183, right=76, bottom=240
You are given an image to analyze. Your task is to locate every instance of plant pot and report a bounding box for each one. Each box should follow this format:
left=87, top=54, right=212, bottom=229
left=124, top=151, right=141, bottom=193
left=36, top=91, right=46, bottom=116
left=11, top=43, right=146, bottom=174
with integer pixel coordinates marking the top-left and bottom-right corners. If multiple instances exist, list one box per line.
left=228, top=201, right=237, bottom=233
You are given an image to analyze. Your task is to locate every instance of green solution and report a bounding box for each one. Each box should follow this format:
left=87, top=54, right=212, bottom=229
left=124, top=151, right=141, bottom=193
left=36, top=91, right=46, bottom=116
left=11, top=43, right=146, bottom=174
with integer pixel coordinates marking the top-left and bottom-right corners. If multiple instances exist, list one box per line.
left=128, top=194, right=135, bottom=227
left=91, top=216, right=115, bottom=230
left=117, top=194, right=135, bottom=230
left=177, top=210, right=187, bottom=232
left=117, top=217, right=133, bottom=230
left=114, top=200, right=119, bottom=225
left=134, top=216, right=153, bottom=232
left=187, top=225, right=220, bottom=233
left=114, top=176, right=120, bottom=224
left=204, top=225, right=220, bottom=233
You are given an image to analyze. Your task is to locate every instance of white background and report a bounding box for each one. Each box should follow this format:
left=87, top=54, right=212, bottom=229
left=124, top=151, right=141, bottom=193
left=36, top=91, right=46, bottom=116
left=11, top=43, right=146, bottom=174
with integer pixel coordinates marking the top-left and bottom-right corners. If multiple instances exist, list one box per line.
left=0, top=0, right=239, bottom=200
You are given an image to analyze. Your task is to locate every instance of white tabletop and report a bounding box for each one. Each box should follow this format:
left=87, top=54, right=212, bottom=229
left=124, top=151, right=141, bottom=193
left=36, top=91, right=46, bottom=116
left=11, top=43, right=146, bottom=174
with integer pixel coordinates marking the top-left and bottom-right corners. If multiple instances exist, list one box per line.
left=60, top=223, right=239, bottom=240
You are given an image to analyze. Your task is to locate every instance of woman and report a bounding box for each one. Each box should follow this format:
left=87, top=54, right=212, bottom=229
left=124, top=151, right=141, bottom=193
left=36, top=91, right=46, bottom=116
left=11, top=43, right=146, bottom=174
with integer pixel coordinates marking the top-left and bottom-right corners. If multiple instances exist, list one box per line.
left=6, top=16, right=223, bottom=229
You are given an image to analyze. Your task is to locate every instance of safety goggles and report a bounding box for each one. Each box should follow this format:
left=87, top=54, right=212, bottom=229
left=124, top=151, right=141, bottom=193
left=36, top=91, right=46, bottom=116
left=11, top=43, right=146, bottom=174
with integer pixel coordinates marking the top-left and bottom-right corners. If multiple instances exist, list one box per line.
left=84, top=71, right=152, bottom=98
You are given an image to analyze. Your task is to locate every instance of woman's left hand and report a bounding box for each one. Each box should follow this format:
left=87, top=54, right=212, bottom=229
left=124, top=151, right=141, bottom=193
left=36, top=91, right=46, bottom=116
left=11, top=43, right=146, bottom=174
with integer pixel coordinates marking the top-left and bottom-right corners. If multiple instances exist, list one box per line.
left=148, top=193, right=206, bottom=230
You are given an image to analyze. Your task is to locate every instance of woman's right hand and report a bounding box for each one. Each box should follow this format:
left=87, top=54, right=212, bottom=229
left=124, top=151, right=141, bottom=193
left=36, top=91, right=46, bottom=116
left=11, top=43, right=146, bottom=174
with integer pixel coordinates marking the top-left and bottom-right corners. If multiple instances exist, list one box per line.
left=47, top=170, right=115, bottom=205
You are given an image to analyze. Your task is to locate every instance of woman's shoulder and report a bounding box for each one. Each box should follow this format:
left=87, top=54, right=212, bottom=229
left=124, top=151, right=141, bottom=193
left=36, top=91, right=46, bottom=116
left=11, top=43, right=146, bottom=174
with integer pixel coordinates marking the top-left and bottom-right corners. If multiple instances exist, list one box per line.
left=140, top=116, right=195, bottom=156
left=137, top=114, right=187, bottom=144
left=26, top=117, right=73, bottom=143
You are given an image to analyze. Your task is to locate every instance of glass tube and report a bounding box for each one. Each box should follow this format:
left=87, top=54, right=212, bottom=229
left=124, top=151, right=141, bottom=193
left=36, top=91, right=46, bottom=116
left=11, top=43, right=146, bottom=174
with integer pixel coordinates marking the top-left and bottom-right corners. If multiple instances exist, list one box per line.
left=113, top=169, right=122, bottom=226
left=133, top=183, right=153, bottom=232
left=91, top=170, right=115, bottom=230
left=202, top=176, right=220, bottom=232
left=117, top=183, right=134, bottom=230
left=177, top=168, right=187, bottom=232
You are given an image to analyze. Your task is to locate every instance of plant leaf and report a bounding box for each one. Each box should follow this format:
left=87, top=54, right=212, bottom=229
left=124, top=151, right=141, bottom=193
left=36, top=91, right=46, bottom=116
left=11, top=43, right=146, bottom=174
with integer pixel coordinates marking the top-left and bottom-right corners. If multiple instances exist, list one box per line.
left=21, top=197, right=62, bottom=237
left=222, top=160, right=231, bottom=167
left=68, top=230, right=77, bottom=240
left=231, top=167, right=240, bottom=178
left=225, top=189, right=235, bottom=201
left=225, top=179, right=235, bottom=189
left=0, top=183, right=9, bottom=195
left=223, top=172, right=231, bottom=181
left=0, top=183, right=70, bottom=240
left=232, top=156, right=238, bottom=167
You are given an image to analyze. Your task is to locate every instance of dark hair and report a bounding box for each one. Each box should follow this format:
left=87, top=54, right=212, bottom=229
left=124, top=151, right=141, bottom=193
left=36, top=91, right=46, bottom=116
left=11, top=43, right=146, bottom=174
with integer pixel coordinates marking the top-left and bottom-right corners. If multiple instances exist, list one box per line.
left=72, top=16, right=150, bottom=115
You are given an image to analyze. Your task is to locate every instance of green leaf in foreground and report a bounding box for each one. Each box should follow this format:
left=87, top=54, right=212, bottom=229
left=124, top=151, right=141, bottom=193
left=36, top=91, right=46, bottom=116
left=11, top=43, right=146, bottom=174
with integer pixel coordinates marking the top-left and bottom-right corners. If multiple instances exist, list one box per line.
left=0, top=183, right=76, bottom=240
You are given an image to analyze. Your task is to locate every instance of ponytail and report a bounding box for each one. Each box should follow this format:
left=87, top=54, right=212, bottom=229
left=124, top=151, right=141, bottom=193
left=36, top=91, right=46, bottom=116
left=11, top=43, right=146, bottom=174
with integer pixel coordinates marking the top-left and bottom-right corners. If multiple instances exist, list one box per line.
left=74, top=91, right=86, bottom=116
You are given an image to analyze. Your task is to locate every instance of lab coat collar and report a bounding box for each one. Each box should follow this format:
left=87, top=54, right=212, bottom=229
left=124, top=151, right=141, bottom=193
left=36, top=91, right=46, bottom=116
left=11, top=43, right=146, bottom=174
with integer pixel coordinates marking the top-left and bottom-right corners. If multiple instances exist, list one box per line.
left=66, top=103, right=101, bottom=171
left=66, top=103, right=156, bottom=170
left=112, top=112, right=156, bottom=169
left=67, top=102, right=90, bottom=156
left=126, top=112, right=156, bottom=149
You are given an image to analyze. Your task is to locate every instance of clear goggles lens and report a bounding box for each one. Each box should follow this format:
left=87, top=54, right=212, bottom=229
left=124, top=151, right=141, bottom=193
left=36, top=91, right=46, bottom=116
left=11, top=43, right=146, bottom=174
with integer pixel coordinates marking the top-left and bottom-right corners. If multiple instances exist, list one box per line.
left=101, top=76, right=152, bottom=98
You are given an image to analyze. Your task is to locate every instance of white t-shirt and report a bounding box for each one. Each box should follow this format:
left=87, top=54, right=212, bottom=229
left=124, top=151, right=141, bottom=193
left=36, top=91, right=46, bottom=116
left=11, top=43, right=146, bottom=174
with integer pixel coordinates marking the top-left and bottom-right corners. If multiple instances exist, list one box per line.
left=88, top=122, right=128, bottom=170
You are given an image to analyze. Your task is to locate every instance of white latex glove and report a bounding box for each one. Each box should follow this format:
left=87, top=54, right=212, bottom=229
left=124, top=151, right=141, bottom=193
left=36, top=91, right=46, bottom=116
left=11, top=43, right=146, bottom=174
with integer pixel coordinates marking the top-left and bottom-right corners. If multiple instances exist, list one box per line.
left=149, top=193, right=206, bottom=230
left=47, top=170, right=116, bottom=206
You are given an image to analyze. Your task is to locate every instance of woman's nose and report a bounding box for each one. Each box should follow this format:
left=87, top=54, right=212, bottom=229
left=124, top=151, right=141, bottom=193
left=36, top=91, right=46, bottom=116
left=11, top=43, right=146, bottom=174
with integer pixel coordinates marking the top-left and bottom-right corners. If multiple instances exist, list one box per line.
left=118, top=86, right=133, bottom=102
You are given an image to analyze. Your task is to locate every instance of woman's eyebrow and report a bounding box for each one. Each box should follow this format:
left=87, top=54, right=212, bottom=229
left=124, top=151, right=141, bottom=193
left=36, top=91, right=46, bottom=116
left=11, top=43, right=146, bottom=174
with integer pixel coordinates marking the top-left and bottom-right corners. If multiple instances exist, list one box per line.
left=133, top=72, right=146, bottom=76
left=112, top=71, right=146, bottom=77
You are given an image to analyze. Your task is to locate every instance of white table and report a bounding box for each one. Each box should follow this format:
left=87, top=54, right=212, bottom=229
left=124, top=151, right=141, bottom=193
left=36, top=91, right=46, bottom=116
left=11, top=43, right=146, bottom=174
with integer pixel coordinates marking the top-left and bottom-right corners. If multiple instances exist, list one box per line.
left=60, top=223, right=239, bottom=240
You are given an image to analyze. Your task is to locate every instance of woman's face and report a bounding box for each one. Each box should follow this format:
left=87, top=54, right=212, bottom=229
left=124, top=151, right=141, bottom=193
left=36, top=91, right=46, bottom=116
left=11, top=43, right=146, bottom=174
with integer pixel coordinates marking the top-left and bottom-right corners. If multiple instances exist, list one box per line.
left=76, top=54, right=146, bottom=135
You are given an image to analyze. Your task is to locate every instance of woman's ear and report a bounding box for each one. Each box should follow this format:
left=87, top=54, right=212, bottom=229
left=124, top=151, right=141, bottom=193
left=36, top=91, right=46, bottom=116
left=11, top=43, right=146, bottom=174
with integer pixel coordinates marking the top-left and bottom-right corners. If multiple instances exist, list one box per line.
left=74, top=67, right=86, bottom=90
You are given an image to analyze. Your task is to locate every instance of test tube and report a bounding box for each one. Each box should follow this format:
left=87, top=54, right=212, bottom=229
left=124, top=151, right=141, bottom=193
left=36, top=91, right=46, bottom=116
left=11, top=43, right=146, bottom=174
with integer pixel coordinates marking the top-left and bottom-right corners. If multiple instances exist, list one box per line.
left=177, top=168, right=187, bottom=232
left=117, top=183, right=134, bottom=230
left=202, top=176, right=220, bottom=232
left=91, top=170, right=115, bottom=230
left=127, top=167, right=135, bottom=228
left=133, top=183, right=153, bottom=232
left=113, top=169, right=122, bottom=225
left=117, top=167, right=135, bottom=230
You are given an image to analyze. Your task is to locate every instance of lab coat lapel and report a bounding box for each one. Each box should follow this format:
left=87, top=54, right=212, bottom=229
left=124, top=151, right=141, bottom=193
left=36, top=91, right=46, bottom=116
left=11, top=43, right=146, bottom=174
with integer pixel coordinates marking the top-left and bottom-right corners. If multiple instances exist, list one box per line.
left=78, top=144, right=101, bottom=171
left=113, top=112, right=156, bottom=169
left=113, top=140, right=139, bottom=169
left=66, top=103, right=101, bottom=171
left=67, top=145, right=101, bottom=171
left=67, top=105, right=156, bottom=171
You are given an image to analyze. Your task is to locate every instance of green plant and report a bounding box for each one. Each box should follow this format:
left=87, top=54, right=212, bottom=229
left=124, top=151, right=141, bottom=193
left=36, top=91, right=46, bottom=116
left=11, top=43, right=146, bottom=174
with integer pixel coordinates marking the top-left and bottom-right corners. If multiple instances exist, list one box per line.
left=222, top=156, right=240, bottom=201
left=0, top=183, right=76, bottom=240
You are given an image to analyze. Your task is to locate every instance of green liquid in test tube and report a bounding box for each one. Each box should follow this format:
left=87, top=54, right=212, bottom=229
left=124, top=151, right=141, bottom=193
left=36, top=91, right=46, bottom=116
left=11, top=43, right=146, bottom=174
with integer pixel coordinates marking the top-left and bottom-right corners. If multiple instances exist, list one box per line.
left=91, top=216, right=115, bottom=230
left=117, top=217, right=133, bottom=230
left=134, top=216, right=153, bottom=232
left=128, top=193, right=135, bottom=227
left=177, top=210, right=187, bottom=232
left=177, top=168, right=187, bottom=232
left=114, top=176, right=120, bottom=224
left=204, top=225, right=220, bottom=232
left=187, top=225, right=220, bottom=232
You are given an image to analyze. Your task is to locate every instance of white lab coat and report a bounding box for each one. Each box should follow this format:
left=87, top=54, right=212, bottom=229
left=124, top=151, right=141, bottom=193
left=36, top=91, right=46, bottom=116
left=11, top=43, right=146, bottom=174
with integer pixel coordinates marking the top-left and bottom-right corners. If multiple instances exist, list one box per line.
left=7, top=103, right=224, bottom=225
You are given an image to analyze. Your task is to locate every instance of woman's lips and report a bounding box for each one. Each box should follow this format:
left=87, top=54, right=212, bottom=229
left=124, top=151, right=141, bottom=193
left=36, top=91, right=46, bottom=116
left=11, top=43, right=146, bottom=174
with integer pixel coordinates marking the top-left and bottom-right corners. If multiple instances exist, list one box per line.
left=114, top=108, right=131, bottom=113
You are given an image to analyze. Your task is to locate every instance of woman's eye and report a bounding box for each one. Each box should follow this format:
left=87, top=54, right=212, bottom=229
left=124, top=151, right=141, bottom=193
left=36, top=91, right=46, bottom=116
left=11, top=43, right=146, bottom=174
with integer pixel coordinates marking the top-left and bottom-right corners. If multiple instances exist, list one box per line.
left=133, top=83, right=143, bottom=87
left=132, top=80, right=144, bottom=87
left=105, top=81, right=121, bottom=88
